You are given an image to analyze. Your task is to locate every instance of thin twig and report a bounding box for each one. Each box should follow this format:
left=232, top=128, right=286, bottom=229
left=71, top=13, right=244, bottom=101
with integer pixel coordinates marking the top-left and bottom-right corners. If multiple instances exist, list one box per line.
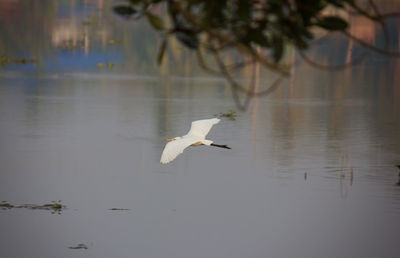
left=212, top=47, right=253, bottom=110
left=195, top=47, right=221, bottom=75
left=298, top=49, right=368, bottom=70
left=367, top=0, right=390, bottom=51
left=342, top=31, right=400, bottom=57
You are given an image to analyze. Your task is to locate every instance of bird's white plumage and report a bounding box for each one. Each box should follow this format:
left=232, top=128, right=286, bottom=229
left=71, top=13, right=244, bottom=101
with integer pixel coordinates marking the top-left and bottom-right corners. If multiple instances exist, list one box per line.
left=160, top=118, right=220, bottom=164
left=160, top=136, right=199, bottom=164
left=186, top=118, right=220, bottom=137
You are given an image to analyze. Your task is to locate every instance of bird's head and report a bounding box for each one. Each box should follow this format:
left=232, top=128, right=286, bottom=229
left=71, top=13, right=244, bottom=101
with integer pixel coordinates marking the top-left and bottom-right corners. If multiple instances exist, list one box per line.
left=165, top=137, right=181, bottom=142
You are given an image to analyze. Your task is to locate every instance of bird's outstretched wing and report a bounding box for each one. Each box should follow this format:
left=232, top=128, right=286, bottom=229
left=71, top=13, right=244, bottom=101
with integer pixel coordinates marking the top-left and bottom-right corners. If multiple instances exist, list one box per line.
left=186, top=118, right=220, bottom=138
left=160, top=137, right=199, bottom=164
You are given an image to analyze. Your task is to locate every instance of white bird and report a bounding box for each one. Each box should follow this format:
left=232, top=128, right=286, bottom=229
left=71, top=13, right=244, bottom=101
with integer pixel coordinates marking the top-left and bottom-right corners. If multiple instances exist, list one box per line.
left=160, top=118, right=231, bottom=164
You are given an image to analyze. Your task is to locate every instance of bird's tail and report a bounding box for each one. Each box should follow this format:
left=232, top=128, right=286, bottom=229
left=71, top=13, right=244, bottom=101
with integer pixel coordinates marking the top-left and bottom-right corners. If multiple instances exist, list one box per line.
left=210, top=143, right=231, bottom=149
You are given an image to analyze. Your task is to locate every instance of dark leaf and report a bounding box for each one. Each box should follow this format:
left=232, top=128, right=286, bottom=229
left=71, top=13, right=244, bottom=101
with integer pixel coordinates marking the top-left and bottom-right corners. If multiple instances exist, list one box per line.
left=157, top=37, right=168, bottom=65
left=146, top=12, right=165, bottom=30
left=316, top=16, right=348, bottom=31
left=326, top=0, right=345, bottom=8
left=113, top=5, right=137, bottom=17
left=297, top=26, right=314, bottom=40
left=272, top=35, right=284, bottom=62
left=175, top=31, right=199, bottom=49
left=246, top=30, right=270, bottom=47
left=237, top=0, right=251, bottom=21
left=128, top=0, right=142, bottom=4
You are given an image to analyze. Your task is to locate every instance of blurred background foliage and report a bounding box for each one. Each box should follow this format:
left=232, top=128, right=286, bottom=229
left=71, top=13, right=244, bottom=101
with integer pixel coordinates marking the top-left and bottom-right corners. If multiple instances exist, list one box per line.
left=114, top=0, right=399, bottom=109
left=0, top=0, right=398, bottom=110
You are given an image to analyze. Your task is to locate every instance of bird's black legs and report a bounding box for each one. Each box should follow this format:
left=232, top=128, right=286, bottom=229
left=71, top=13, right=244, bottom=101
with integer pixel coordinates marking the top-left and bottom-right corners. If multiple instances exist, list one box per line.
left=210, top=143, right=231, bottom=149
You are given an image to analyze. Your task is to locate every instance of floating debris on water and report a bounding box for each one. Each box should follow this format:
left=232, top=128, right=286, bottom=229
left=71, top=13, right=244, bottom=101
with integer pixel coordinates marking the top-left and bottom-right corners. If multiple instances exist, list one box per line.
left=0, top=200, right=65, bottom=214
left=57, top=44, right=84, bottom=50
left=0, top=55, right=11, bottom=66
left=350, top=168, right=354, bottom=186
left=109, top=208, right=130, bottom=211
left=69, top=243, right=88, bottom=250
left=0, top=201, right=14, bottom=209
left=57, top=38, right=86, bottom=50
left=1, top=55, right=36, bottom=66
left=96, top=62, right=114, bottom=68
left=82, top=20, right=100, bottom=26
left=82, top=13, right=101, bottom=26
left=13, top=58, right=36, bottom=64
left=108, top=39, right=121, bottom=44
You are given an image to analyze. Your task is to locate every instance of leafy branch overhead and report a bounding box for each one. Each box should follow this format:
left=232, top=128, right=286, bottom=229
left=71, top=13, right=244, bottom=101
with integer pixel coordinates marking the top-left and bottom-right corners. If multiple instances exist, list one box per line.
left=114, top=0, right=399, bottom=109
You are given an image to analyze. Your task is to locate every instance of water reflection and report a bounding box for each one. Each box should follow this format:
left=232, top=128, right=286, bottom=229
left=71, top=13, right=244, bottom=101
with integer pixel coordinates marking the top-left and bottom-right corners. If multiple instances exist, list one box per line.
left=1, top=1, right=400, bottom=258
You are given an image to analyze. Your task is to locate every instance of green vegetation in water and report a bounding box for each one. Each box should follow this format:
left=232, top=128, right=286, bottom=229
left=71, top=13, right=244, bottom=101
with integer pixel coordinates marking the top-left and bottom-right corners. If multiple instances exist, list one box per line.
left=96, top=62, right=114, bottom=68
left=0, top=201, right=14, bottom=209
left=1, top=55, right=36, bottom=66
left=68, top=243, right=88, bottom=250
left=0, top=200, right=65, bottom=214
left=82, top=13, right=101, bottom=27
left=82, top=20, right=100, bottom=26
left=0, top=55, right=11, bottom=66
left=14, top=58, right=36, bottom=64
left=217, top=110, right=236, bottom=120
left=57, top=39, right=85, bottom=51
left=108, top=39, right=121, bottom=45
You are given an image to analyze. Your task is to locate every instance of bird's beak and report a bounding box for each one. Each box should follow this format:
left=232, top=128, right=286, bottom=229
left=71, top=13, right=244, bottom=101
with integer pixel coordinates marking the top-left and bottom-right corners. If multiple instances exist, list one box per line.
left=165, top=138, right=175, bottom=142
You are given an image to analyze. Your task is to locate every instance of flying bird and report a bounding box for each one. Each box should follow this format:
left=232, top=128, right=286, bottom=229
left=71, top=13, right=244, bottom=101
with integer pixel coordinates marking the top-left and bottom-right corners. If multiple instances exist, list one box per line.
left=160, top=118, right=231, bottom=164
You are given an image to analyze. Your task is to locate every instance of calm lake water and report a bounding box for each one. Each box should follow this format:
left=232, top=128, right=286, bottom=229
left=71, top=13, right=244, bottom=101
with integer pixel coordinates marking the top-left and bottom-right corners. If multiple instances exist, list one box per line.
left=1, top=1, right=400, bottom=258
